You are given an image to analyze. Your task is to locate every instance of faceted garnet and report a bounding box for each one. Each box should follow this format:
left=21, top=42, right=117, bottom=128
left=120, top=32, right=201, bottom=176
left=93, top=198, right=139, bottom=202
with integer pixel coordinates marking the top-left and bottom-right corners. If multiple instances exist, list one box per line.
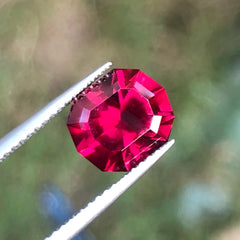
left=67, top=69, right=174, bottom=171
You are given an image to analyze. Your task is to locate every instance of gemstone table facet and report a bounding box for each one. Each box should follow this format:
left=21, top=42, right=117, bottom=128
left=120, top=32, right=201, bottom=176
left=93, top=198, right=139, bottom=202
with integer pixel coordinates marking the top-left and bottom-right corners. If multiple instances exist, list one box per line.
left=67, top=69, right=174, bottom=171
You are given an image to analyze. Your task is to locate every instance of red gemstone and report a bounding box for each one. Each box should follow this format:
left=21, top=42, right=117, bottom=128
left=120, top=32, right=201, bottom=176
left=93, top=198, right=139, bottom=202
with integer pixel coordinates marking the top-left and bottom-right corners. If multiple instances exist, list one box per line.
left=67, top=69, right=174, bottom=171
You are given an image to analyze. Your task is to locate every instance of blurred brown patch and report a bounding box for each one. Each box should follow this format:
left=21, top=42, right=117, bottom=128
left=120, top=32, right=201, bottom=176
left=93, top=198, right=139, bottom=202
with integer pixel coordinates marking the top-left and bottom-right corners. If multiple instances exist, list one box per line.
left=35, top=1, right=92, bottom=76
left=215, top=224, right=240, bottom=240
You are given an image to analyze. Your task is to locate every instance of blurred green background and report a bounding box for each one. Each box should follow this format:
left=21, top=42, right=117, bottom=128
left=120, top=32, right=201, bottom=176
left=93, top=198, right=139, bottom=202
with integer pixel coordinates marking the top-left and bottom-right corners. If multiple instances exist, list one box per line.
left=0, top=0, right=240, bottom=239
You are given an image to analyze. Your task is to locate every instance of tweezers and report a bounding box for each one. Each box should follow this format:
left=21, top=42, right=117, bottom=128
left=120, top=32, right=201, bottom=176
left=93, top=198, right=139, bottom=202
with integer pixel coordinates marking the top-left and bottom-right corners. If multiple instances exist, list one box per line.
left=0, top=62, right=175, bottom=240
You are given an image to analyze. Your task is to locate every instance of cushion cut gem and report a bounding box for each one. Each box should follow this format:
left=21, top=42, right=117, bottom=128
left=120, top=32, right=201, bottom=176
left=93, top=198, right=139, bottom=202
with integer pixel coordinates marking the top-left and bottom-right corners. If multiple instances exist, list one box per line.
left=67, top=69, right=174, bottom=171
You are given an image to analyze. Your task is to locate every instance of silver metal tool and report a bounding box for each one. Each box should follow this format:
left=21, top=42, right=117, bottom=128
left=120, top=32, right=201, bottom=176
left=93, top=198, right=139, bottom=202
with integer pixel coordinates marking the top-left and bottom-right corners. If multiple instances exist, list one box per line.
left=0, top=62, right=175, bottom=240
left=0, top=62, right=112, bottom=162
left=45, top=139, right=175, bottom=240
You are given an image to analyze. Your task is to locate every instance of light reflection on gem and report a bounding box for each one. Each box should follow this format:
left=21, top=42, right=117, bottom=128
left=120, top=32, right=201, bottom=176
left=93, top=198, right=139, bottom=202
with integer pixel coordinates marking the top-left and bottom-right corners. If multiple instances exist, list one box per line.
left=79, top=108, right=90, bottom=123
left=134, top=81, right=155, bottom=99
left=150, top=115, right=162, bottom=133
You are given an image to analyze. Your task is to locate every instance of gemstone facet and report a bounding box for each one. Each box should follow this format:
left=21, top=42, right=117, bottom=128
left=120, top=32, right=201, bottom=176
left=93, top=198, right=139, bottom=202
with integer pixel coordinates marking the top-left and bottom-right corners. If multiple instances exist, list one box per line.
left=67, top=69, right=174, bottom=171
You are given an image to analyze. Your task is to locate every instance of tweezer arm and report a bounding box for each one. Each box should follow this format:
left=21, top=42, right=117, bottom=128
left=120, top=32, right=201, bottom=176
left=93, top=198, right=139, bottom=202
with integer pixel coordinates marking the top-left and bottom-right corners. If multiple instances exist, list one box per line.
left=0, top=62, right=112, bottom=162
left=45, top=139, right=175, bottom=240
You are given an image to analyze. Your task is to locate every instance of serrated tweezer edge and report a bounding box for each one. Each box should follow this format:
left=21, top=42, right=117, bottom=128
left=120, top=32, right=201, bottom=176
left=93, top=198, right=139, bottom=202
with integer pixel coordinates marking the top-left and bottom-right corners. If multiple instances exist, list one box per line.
left=0, top=62, right=112, bottom=162
left=45, top=139, right=175, bottom=240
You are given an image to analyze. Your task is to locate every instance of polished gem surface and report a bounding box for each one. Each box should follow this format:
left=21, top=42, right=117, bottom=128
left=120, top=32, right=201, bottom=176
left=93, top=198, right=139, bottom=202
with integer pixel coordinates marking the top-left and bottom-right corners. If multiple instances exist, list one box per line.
left=67, top=69, right=174, bottom=171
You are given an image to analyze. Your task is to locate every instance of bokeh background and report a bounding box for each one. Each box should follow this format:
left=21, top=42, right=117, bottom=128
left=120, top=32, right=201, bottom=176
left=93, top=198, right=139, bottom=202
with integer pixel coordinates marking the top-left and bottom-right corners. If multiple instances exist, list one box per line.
left=0, top=0, right=240, bottom=239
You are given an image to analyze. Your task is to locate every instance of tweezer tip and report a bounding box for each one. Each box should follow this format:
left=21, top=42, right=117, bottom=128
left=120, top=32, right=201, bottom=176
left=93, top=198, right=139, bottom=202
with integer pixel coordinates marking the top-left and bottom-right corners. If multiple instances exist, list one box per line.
left=160, top=139, right=175, bottom=153
left=168, top=139, right=175, bottom=145
left=106, top=61, right=113, bottom=66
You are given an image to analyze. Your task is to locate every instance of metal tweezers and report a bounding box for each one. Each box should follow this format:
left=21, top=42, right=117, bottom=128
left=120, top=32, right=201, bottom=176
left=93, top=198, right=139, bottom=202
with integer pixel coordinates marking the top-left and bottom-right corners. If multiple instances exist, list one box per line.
left=0, top=62, right=175, bottom=240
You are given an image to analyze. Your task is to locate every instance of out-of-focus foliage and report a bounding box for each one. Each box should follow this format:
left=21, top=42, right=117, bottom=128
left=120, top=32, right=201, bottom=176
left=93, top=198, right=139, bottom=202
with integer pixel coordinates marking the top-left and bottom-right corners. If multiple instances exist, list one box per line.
left=0, top=0, right=240, bottom=239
